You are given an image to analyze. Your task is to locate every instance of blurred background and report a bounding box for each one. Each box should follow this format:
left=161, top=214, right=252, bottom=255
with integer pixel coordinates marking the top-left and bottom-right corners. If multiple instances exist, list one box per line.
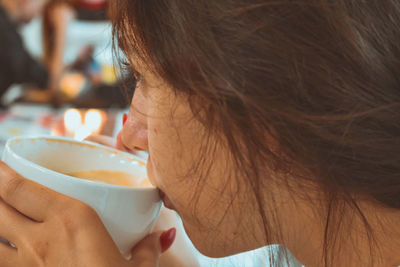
left=0, top=0, right=131, bottom=154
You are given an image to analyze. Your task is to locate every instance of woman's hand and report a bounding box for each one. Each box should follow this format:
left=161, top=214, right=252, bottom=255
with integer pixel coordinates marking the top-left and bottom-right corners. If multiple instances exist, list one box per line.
left=0, top=161, right=174, bottom=267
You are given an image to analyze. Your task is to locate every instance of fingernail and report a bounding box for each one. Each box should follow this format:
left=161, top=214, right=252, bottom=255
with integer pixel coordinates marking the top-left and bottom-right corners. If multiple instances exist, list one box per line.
left=160, top=227, right=176, bottom=253
left=122, top=113, right=128, bottom=125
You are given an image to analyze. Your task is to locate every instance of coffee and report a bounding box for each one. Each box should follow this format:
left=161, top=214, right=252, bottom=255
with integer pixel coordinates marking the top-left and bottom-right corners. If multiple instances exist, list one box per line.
left=66, top=170, right=152, bottom=187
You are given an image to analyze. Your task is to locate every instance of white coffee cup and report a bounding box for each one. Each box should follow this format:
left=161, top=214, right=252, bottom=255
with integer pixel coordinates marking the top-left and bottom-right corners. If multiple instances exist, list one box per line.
left=2, top=136, right=162, bottom=257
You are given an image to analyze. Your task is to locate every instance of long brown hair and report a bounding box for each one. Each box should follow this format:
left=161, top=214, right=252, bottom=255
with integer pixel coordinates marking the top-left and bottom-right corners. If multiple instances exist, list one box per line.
left=112, top=0, right=400, bottom=265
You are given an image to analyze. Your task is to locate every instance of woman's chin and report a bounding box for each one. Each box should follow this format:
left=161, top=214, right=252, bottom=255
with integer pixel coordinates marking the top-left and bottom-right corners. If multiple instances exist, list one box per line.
left=190, top=239, right=230, bottom=258
left=182, top=222, right=234, bottom=258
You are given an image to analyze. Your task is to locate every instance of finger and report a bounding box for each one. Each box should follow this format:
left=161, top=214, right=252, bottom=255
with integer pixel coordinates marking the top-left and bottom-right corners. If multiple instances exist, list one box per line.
left=129, top=228, right=176, bottom=266
left=87, top=134, right=147, bottom=160
left=0, top=161, right=60, bottom=221
left=85, top=134, right=116, bottom=148
left=0, top=241, right=19, bottom=267
left=0, top=200, right=34, bottom=246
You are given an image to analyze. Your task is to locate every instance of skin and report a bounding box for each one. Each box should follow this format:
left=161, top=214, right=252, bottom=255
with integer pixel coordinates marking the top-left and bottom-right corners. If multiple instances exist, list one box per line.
left=119, top=65, right=268, bottom=257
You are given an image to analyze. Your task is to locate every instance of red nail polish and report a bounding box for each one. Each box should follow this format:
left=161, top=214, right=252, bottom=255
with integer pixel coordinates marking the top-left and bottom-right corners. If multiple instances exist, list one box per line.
left=160, top=228, right=176, bottom=253
left=122, top=113, right=128, bottom=125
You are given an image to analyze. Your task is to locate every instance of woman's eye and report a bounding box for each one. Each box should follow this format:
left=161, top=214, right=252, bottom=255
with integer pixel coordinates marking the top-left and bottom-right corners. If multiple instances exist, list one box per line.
left=122, top=61, right=143, bottom=85
left=134, top=73, right=143, bottom=84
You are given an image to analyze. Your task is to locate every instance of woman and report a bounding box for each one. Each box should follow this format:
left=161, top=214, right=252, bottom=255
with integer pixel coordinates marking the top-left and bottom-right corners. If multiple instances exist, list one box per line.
left=1, top=0, right=400, bottom=266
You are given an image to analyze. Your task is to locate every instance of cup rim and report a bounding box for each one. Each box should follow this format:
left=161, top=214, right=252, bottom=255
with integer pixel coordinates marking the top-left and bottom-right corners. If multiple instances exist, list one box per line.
left=4, top=135, right=157, bottom=192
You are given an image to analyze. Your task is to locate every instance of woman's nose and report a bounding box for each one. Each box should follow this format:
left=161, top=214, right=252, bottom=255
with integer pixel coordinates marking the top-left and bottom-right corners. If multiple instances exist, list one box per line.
left=119, top=114, right=149, bottom=151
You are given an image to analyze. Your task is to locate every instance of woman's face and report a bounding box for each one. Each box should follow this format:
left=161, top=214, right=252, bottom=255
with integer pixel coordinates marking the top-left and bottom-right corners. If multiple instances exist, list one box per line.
left=119, top=62, right=265, bottom=257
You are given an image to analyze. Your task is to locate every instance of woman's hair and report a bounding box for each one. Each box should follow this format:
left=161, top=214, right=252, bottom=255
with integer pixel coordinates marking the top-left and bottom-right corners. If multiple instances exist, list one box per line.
left=112, top=0, right=400, bottom=265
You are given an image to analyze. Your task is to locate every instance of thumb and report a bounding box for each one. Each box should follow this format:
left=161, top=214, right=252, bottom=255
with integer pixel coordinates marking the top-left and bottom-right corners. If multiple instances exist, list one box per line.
left=129, top=228, right=176, bottom=267
left=85, top=134, right=116, bottom=148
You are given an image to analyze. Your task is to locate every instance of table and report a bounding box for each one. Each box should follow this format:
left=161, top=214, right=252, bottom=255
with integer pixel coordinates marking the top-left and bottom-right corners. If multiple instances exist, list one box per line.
left=0, top=104, right=126, bottom=155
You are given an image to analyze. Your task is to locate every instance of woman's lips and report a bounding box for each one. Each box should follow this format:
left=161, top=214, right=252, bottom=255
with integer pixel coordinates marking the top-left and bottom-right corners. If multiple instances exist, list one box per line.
left=159, top=189, right=175, bottom=210
left=159, top=189, right=166, bottom=200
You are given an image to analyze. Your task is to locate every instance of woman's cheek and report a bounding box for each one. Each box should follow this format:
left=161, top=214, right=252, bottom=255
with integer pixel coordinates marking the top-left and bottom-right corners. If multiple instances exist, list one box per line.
left=147, top=149, right=172, bottom=192
left=146, top=156, right=156, bottom=186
